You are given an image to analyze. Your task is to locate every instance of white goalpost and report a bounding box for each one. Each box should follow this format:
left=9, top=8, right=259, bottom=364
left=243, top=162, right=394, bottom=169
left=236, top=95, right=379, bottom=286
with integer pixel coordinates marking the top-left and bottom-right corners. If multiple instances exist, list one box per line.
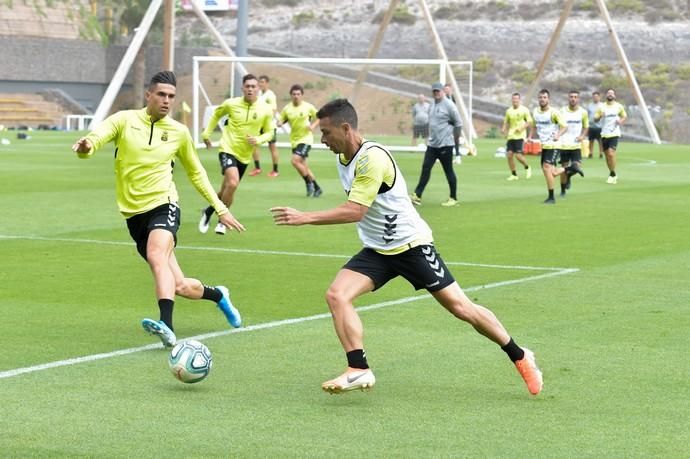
left=192, top=56, right=473, bottom=153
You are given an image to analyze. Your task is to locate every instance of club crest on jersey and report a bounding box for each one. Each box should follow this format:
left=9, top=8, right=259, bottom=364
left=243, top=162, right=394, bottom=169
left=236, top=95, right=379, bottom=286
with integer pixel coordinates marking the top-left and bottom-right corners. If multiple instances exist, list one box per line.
left=161, top=131, right=168, bottom=141
left=253, top=113, right=257, bottom=119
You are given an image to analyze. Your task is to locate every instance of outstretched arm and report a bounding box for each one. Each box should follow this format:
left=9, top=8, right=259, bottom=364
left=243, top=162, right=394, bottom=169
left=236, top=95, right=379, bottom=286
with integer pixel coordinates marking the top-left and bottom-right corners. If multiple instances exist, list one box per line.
left=270, top=201, right=368, bottom=226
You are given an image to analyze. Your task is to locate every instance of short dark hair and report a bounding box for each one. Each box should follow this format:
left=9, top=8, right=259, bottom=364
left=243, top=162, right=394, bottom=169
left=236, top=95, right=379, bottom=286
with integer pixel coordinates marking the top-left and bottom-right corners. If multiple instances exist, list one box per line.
left=259, top=75, right=270, bottom=82
left=538, top=89, right=550, bottom=97
left=512, top=92, right=520, bottom=97
left=290, top=84, right=304, bottom=94
left=243, top=74, right=258, bottom=84
left=606, top=88, right=616, bottom=94
left=592, top=91, right=600, bottom=96
left=317, top=98, right=358, bottom=129
left=149, top=70, right=176, bottom=89
left=569, top=90, right=580, bottom=95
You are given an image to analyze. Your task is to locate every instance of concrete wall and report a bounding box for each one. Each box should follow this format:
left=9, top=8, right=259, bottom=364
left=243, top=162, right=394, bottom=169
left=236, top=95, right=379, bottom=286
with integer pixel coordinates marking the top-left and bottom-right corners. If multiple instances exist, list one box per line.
left=0, top=36, right=211, bottom=113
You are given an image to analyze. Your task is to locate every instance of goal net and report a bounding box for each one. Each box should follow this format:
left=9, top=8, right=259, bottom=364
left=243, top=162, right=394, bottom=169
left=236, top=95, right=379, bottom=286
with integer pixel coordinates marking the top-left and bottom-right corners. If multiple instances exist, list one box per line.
left=191, top=56, right=474, bottom=153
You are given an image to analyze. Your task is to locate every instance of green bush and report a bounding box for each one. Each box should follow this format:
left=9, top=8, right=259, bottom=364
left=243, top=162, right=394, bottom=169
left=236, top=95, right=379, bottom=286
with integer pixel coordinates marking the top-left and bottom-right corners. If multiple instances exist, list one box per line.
left=675, top=64, right=690, bottom=81
left=292, top=11, right=315, bottom=28
left=475, top=55, right=493, bottom=74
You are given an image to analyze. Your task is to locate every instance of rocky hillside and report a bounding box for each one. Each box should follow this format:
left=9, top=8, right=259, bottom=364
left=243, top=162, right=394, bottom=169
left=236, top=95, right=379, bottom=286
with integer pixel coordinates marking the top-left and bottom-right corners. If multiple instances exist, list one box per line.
left=175, top=0, right=689, bottom=142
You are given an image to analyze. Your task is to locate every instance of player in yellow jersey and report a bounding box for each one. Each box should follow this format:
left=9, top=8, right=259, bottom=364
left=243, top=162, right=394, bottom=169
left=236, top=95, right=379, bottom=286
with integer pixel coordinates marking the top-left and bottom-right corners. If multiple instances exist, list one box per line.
left=277, top=84, right=323, bottom=197
left=72, top=71, right=244, bottom=347
left=248, top=75, right=281, bottom=177
left=558, top=90, right=589, bottom=197
left=198, top=74, right=275, bottom=235
left=501, top=93, right=533, bottom=181
left=595, top=88, right=627, bottom=184
left=270, top=99, right=543, bottom=396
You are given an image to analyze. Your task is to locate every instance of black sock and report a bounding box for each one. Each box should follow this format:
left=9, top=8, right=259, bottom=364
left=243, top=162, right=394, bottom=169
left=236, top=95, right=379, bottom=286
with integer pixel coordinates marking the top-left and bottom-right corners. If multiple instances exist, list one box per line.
left=561, top=183, right=566, bottom=193
left=524, top=165, right=530, bottom=169
left=302, top=175, right=311, bottom=184
left=204, top=206, right=214, bottom=219
left=511, top=171, right=517, bottom=176
left=202, top=285, right=222, bottom=303
left=273, top=164, right=279, bottom=173
left=610, top=171, right=616, bottom=177
left=346, top=349, right=369, bottom=369
left=548, top=189, right=554, bottom=199
left=313, top=180, right=320, bottom=190
left=501, top=338, right=525, bottom=363
left=158, top=299, right=174, bottom=331
left=254, top=160, right=260, bottom=169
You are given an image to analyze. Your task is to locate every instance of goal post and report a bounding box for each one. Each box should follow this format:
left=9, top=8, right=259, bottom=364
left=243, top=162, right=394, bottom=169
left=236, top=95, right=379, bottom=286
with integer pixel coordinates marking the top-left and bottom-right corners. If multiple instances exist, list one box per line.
left=191, top=56, right=474, bottom=153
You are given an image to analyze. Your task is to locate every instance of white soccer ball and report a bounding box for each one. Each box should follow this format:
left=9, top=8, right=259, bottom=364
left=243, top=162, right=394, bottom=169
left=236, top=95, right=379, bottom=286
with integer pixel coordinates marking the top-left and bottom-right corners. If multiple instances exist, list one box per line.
left=168, top=339, right=213, bottom=384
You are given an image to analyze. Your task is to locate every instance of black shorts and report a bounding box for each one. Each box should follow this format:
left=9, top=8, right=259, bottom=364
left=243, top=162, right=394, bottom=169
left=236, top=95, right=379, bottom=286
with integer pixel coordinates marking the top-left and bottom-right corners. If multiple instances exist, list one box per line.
left=219, top=152, right=248, bottom=178
left=602, top=137, right=619, bottom=151
left=292, top=143, right=311, bottom=158
left=560, top=149, right=582, bottom=164
left=540, top=148, right=560, bottom=165
left=343, top=244, right=455, bottom=292
left=413, top=124, right=428, bottom=139
left=126, top=203, right=180, bottom=260
left=506, top=139, right=524, bottom=154
left=588, top=126, right=602, bottom=141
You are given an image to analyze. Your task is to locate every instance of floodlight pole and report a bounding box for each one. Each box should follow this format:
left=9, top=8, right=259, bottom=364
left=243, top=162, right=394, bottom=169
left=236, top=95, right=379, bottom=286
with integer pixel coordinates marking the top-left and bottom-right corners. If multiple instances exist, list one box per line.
left=91, top=0, right=163, bottom=126
left=594, top=0, right=660, bottom=144
left=525, top=0, right=574, bottom=103
left=162, top=0, right=175, bottom=71
left=417, top=0, right=476, bottom=142
left=351, top=0, right=400, bottom=104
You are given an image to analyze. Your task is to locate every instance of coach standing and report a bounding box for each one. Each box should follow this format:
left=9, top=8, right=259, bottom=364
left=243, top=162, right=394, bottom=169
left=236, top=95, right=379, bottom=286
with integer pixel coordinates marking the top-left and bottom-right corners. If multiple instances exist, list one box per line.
left=410, top=82, right=462, bottom=207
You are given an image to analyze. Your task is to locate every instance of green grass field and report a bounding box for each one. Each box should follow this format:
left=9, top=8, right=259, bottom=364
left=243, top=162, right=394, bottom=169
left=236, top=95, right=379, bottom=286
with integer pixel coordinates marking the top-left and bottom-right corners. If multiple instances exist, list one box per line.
left=1, top=131, right=688, bottom=457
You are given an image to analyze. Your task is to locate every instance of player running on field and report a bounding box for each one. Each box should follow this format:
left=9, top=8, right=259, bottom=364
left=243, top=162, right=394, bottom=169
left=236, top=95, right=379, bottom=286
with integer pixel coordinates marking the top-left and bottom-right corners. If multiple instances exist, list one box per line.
left=198, top=73, right=274, bottom=235
left=271, top=98, right=543, bottom=396
left=558, top=90, right=589, bottom=197
left=72, top=71, right=244, bottom=348
left=501, top=92, right=533, bottom=181
left=595, top=88, right=627, bottom=184
left=277, top=84, right=323, bottom=197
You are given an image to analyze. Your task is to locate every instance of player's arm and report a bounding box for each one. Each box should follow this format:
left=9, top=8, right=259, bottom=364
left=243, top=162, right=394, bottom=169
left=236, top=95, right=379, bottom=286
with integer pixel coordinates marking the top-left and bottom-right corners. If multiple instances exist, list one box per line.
left=578, top=111, right=589, bottom=141
left=524, top=110, right=533, bottom=131
left=308, top=105, right=319, bottom=131
left=177, top=130, right=244, bottom=231
left=276, top=105, right=288, bottom=128
left=270, top=201, right=367, bottom=226
left=553, top=112, right=567, bottom=140
left=72, top=112, right=123, bottom=158
left=501, top=111, right=509, bottom=136
left=527, top=113, right=536, bottom=141
left=617, top=105, right=627, bottom=125
left=201, top=102, right=227, bottom=148
left=250, top=111, right=275, bottom=146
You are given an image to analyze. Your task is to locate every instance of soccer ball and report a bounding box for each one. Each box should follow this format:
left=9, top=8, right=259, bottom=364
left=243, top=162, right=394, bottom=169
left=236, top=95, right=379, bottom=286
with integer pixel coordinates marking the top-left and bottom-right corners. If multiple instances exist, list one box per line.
left=168, top=339, right=213, bottom=384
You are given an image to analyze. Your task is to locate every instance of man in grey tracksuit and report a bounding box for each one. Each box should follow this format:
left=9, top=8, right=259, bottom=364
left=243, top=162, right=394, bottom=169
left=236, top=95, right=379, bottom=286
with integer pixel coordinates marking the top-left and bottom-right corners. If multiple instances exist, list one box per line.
left=411, top=82, right=462, bottom=207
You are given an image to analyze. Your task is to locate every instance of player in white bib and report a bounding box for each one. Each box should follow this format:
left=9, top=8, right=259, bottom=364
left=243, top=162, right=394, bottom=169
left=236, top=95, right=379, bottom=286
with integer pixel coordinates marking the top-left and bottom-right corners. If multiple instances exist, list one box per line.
left=271, top=99, right=543, bottom=396
left=595, top=88, right=627, bottom=184
left=559, top=90, right=589, bottom=197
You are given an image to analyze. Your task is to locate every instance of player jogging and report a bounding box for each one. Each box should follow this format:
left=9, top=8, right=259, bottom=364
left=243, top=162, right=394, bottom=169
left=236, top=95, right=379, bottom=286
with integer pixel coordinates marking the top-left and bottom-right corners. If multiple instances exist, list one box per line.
left=528, top=89, right=581, bottom=204
left=271, top=98, right=543, bottom=396
left=277, top=84, right=323, bottom=197
left=558, top=90, right=589, bottom=197
left=501, top=93, right=533, bottom=181
left=249, top=75, right=280, bottom=177
left=595, top=88, right=627, bottom=184
left=198, top=73, right=274, bottom=235
left=72, top=71, right=244, bottom=348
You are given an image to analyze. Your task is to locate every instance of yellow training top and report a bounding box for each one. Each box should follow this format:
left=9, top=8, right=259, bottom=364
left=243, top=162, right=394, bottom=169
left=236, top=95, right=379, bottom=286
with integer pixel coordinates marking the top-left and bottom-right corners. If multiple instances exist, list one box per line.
left=81, top=108, right=228, bottom=218
left=279, top=101, right=317, bottom=148
left=201, top=97, right=275, bottom=164
left=504, top=105, right=533, bottom=140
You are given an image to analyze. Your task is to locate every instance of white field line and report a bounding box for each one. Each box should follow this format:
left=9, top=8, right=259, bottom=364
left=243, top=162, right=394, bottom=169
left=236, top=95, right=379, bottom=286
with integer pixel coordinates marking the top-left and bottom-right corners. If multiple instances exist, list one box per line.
left=0, top=235, right=571, bottom=272
left=0, top=234, right=578, bottom=380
